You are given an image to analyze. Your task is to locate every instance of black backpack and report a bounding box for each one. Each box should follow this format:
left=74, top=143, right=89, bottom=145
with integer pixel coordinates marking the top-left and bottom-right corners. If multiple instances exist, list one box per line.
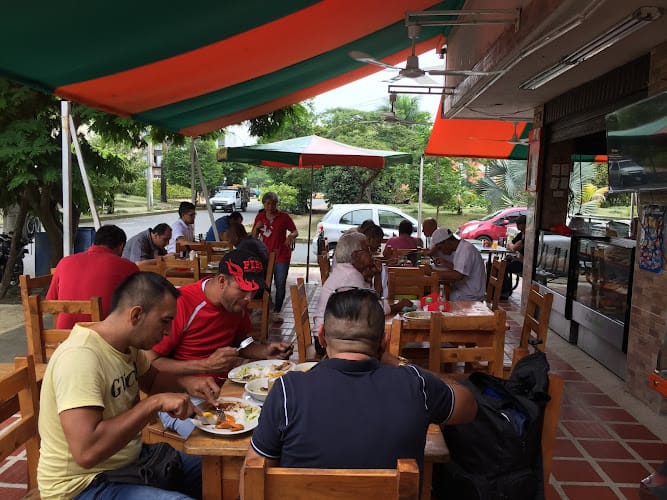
left=432, top=351, right=550, bottom=500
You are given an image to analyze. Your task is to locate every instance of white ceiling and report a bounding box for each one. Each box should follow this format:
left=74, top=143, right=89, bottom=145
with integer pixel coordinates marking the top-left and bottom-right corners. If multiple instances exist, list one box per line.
left=441, top=0, right=667, bottom=121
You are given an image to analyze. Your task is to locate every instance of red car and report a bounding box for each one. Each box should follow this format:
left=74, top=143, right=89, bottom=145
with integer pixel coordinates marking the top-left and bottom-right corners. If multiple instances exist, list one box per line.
left=457, top=207, right=527, bottom=243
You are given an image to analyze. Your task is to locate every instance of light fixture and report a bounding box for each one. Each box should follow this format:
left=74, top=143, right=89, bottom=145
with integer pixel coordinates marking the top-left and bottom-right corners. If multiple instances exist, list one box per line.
left=520, top=6, right=661, bottom=90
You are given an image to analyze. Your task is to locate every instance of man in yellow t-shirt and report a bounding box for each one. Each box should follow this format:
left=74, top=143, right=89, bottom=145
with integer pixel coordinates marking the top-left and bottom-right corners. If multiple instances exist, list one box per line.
left=38, top=272, right=219, bottom=499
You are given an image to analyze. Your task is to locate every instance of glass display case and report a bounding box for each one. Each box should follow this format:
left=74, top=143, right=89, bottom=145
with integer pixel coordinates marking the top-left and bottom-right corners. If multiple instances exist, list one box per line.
left=533, top=231, right=636, bottom=378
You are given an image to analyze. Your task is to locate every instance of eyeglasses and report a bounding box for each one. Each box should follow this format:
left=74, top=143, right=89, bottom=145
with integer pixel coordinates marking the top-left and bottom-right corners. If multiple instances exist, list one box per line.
left=333, top=286, right=383, bottom=301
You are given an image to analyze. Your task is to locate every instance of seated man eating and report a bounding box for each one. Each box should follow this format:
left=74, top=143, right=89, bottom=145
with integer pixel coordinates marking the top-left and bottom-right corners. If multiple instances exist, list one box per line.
left=246, top=287, right=477, bottom=474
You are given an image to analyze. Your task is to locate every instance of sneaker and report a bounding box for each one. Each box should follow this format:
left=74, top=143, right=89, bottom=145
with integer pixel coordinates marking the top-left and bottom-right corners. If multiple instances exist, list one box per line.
left=272, top=312, right=284, bottom=323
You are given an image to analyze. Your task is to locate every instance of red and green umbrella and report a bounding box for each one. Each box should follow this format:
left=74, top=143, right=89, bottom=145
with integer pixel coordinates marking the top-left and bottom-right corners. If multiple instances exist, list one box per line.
left=219, top=135, right=412, bottom=281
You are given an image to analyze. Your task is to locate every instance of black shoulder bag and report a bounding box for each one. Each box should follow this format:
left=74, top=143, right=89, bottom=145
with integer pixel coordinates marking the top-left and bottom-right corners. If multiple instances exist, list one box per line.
left=93, top=442, right=184, bottom=491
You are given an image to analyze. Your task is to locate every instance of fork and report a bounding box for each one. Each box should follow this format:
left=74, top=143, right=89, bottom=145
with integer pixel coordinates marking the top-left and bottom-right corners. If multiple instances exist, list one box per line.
left=237, top=337, right=254, bottom=352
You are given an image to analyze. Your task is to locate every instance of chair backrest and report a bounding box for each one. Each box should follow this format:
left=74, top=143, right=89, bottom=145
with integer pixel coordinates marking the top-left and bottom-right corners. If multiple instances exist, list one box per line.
left=27, top=294, right=103, bottom=363
left=247, top=252, right=278, bottom=342
left=429, top=309, right=507, bottom=377
left=387, top=267, right=429, bottom=300
left=290, top=278, right=318, bottom=364
left=176, top=241, right=207, bottom=254
left=136, top=257, right=168, bottom=275
left=19, top=273, right=54, bottom=343
left=242, top=456, right=419, bottom=500
left=317, top=254, right=331, bottom=284
left=542, top=373, right=564, bottom=486
left=163, top=254, right=201, bottom=286
left=518, top=285, right=554, bottom=353
left=485, top=257, right=507, bottom=311
left=205, top=240, right=233, bottom=263
left=0, top=355, right=40, bottom=490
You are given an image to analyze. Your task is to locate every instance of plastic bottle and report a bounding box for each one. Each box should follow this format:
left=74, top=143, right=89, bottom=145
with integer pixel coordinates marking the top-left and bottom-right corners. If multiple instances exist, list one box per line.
left=438, top=283, right=447, bottom=312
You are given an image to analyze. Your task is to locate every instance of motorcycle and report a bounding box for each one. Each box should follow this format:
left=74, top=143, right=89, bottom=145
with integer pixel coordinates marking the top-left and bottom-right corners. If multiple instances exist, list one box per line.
left=0, top=232, right=28, bottom=287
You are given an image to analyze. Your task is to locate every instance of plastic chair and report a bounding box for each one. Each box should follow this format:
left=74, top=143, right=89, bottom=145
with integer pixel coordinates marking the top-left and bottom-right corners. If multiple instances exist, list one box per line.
left=242, top=456, right=419, bottom=500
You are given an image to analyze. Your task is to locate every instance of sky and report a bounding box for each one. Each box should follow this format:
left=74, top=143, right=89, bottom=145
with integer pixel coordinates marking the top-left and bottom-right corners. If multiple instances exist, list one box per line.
left=223, top=50, right=444, bottom=147
left=311, top=50, right=444, bottom=116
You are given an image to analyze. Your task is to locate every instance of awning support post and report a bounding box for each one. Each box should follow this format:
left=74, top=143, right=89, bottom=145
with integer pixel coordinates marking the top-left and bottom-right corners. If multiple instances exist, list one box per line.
left=61, top=101, right=73, bottom=257
left=68, top=115, right=100, bottom=230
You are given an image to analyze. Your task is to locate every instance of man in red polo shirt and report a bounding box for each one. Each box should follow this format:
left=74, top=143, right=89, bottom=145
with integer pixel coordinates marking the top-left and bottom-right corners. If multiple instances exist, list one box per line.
left=46, top=225, right=139, bottom=328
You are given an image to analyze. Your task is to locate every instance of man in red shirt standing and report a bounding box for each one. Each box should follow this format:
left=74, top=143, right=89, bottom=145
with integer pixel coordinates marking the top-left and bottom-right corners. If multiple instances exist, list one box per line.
left=251, top=192, right=298, bottom=322
left=46, top=225, right=139, bottom=329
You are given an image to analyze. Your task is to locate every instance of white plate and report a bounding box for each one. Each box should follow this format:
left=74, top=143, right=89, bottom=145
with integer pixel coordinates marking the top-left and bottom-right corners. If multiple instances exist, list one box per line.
left=294, top=361, right=318, bottom=372
left=191, top=397, right=261, bottom=435
left=228, top=359, right=294, bottom=384
left=403, top=311, right=432, bottom=321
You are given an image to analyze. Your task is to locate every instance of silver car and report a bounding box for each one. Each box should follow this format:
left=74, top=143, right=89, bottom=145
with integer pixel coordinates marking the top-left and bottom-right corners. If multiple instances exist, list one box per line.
left=311, top=204, right=419, bottom=256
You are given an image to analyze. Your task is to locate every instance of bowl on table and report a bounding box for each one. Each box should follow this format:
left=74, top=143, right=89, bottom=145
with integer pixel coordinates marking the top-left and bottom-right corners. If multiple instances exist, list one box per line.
left=245, top=377, right=273, bottom=402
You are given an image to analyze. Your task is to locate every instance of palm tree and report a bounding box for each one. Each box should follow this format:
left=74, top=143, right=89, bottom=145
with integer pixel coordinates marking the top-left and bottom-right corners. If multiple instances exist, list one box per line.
left=568, top=162, right=608, bottom=215
left=476, top=160, right=529, bottom=210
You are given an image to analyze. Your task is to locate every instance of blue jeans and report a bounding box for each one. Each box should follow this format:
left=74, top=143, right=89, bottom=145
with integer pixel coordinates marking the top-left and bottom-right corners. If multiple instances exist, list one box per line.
left=273, top=262, right=289, bottom=312
left=74, top=445, right=201, bottom=500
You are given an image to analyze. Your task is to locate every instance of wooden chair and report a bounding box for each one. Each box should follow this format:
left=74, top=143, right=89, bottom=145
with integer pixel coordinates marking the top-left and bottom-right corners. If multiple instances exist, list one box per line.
left=428, top=310, right=506, bottom=377
left=0, top=355, right=40, bottom=493
left=26, top=294, right=102, bottom=363
left=242, top=456, right=419, bottom=500
left=19, top=273, right=54, bottom=346
left=136, top=257, right=167, bottom=274
left=317, top=253, right=331, bottom=284
left=542, top=373, right=564, bottom=486
left=290, top=278, right=320, bottom=364
left=248, top=252, right=276, bottom=341
left=511, top=285, right=554, bottom=367
left=163, top=254, right=201, bottom=286
left=485, top=257, right=507, bottom=311
left=205, top=240, right=233, bottom=264
left=176, top=241, right=207, bottom=254
left=387, top=267, right=429, bottom=300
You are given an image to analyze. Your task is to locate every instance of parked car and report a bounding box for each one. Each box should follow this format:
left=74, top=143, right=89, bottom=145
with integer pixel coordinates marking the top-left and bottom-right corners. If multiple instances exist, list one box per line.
left=209, top=187, right=249, bottom=212
left=608, top=158, right=645, bottom=188
left=457, top=207, right=527, bottom=243
left=311, top=204, right=418, bottom=255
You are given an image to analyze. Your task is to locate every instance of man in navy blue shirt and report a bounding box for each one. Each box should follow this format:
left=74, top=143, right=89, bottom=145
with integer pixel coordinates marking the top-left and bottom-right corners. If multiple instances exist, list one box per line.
left=246, top=288, right=477, bottom=473
left=205, top=211, right=243, bottom=241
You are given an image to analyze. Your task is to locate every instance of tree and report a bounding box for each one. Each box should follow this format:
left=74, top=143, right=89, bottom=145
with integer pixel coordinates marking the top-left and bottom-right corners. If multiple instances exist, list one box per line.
left=163, top=140, right=222, bottom=198
left=476, top=159, right=529, bottom=210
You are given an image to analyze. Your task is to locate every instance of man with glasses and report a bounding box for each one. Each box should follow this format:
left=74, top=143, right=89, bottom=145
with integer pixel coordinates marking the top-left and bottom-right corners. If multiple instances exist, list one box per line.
left=167, top=201, right=198, bottom=254
left=145, top=249, right=293, bottom=437
left=246, top=287, right=477, bottom=473
left=313, top=232, right=412, bottom=329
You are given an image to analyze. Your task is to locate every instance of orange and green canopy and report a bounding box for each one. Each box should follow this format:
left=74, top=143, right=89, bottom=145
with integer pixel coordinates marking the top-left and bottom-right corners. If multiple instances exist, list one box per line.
left=1, top=0, right=464, bottom=136
left=426, top=117, right=532, bottom=160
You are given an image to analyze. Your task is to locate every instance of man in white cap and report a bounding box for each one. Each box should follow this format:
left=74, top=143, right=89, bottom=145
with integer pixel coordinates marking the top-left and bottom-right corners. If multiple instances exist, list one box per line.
left=429, top=227, right=487, bottom=301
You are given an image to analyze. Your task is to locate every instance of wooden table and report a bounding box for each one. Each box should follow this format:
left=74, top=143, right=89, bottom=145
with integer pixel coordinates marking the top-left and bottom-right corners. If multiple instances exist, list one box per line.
left=183, top=380, right=449, bottom=500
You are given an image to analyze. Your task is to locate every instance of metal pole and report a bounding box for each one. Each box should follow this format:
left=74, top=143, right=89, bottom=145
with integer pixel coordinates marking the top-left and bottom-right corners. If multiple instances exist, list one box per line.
left=306, top=168, right=314, bottom=283
left=192, top=140, right=219, bottom=241
left=190, top=140, right=196, bottom=205
left=147, top=141, right=154, bottom=210
left=418, top=156, right=424, bottom=242
left=61, top=101, right=73, bottom=257
left=68, top=115, right=101, bottom=230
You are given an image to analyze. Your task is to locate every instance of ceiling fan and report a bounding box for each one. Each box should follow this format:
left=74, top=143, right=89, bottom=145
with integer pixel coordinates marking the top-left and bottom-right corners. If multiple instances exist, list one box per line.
left=380, top=93, right=428, bottom=125
left=350, top=25, right=498, bottom=83
left=469, top=122, right=529, bottom=145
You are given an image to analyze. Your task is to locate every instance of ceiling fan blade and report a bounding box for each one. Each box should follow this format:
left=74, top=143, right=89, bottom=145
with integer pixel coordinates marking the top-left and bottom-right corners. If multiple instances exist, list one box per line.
left=412, top=74, right=438, bottom=85
left=428, top=69, right=502, bottom=76
left=349, top=51, right=399, bottom=70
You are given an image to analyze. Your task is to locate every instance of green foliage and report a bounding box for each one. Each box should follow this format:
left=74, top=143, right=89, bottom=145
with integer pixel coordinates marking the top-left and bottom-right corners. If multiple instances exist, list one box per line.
left=476, top=160, right=529, bottom=210
left=163, top=139, right=222, bottom=196
left=263, top=183, right=299, bottom=213
left=128, top=179, right=191, bottom=199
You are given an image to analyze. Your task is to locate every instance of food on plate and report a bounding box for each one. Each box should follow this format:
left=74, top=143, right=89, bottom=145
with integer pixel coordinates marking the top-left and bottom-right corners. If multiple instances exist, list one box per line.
left=195, top=398, right=261, bottom=433
left=231, top=360, right=294, bottom=382
left=295, top=362, right=318, bottom=372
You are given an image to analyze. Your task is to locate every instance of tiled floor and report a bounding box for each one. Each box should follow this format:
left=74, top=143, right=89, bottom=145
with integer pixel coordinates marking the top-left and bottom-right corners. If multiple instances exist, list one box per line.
left=2, top=269, right=665, bottom=499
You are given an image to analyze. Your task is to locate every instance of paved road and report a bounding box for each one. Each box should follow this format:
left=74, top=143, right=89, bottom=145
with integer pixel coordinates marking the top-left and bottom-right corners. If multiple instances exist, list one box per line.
left=84, top=198, right=323, bottom=265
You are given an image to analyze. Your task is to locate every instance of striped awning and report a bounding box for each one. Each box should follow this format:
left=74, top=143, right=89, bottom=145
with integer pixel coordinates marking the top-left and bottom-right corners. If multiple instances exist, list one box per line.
left=1, top=0, right=464, bottom=136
